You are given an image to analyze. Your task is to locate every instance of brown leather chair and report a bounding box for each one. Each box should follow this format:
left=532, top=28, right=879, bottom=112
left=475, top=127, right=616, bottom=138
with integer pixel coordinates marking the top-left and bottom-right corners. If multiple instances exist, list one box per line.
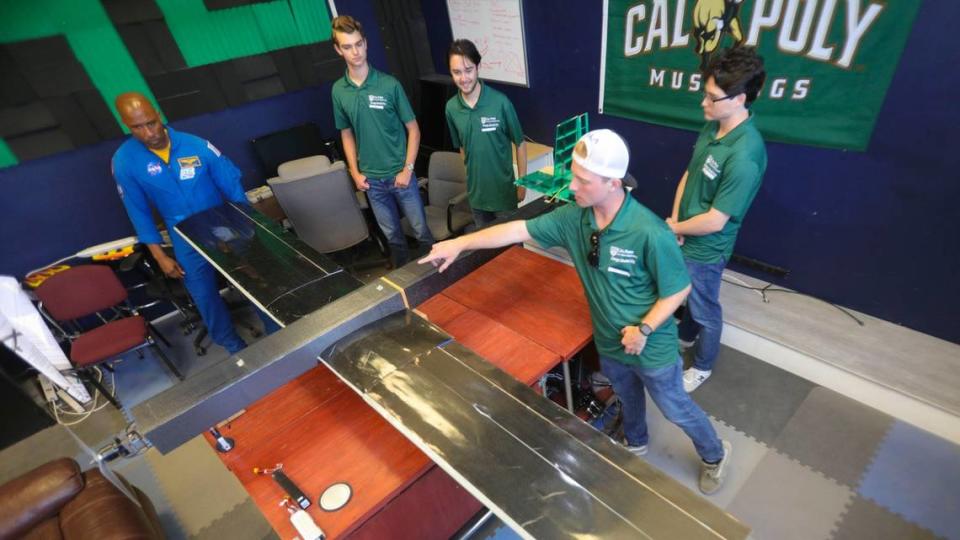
left=0, top=458, right=164, bottom=540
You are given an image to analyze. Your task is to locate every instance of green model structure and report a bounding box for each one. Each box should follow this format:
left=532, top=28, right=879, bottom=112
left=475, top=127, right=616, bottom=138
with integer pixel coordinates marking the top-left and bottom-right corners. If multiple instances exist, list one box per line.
left=515, top=113, right=589, bottom=203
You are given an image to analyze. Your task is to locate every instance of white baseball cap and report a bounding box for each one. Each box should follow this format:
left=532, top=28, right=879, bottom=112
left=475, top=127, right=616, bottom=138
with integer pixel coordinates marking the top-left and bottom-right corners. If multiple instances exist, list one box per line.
left=571, top=129, right=630, bottom=179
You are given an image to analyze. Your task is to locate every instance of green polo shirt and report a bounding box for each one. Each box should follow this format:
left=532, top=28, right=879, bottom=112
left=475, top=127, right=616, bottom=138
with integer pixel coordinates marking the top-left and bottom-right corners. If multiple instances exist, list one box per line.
left=331, top=67, right=416, bottom=178
left=679, top=114, right=767, bottom=263
left=445, top=83, right=524, bottom=212
left=527, top=196, right=690, bottom=368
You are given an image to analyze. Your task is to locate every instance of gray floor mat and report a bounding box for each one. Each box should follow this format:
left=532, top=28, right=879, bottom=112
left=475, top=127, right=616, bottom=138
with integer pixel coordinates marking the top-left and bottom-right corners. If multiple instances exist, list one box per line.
left=772, top=386, right=893, bottom=487
left=692, top=345, right=816, bottom=445
left=832, top=495, right=943, bottom=540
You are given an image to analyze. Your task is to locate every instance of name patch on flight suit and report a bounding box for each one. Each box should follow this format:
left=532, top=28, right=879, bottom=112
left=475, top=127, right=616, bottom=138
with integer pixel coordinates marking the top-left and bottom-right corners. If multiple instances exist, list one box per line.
left=178, top=156, right=201, bottom=181
left=177, top=156, right=202, bottom=168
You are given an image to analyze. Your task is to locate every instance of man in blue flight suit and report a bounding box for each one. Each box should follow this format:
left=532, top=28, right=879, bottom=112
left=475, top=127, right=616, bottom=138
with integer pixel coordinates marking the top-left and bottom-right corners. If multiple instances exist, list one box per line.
left=111, top=92, right=276, bottom=354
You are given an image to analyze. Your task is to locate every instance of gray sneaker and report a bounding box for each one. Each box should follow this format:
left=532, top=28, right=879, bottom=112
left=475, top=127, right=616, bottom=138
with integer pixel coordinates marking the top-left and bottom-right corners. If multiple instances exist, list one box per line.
left=699, top=440, right=732, bottom=495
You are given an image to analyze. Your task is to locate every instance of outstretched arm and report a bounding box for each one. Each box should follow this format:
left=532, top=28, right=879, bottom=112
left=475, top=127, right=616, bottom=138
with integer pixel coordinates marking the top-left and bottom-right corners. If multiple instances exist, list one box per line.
left=418, top=220, right=531, bottom=272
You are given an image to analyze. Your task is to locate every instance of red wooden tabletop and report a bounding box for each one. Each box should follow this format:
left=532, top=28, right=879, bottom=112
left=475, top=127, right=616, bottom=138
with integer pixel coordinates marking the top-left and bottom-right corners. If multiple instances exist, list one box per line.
left=442, top=246, right=593, bottom=360
left=205, top=246, right=593, bottom=538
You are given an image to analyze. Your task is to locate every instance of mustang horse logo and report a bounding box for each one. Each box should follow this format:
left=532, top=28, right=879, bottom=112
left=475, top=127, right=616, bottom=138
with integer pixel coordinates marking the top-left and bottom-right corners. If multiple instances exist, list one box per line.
left=692, top=0, right=746, bottom=69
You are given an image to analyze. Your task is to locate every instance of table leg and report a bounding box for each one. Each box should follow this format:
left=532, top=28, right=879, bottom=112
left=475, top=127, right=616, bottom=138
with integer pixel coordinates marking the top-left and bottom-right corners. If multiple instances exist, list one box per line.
left=563, top=360, right=574, bottom=413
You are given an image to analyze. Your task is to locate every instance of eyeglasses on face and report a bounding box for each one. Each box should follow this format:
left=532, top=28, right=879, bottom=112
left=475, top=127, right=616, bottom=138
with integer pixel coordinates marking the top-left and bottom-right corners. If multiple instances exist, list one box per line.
left=706, top=92, right=738, bottom=103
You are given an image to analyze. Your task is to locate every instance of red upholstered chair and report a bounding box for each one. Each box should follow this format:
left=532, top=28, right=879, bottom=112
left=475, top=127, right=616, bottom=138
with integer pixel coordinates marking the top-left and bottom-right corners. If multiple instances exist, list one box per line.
left=34, top=265, right=183, bottom=409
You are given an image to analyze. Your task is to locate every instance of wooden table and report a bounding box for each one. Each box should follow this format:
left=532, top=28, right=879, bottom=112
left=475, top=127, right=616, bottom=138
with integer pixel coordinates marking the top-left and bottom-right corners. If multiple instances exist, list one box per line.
left=206, top=246, right=592, bottom=539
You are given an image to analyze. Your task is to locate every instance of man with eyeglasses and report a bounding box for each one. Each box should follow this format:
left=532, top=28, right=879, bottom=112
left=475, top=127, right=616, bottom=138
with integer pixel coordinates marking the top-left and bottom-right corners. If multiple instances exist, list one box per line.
left=420, top=129, right=732, bottom=495
left=667, top=46, right=768, bottom=393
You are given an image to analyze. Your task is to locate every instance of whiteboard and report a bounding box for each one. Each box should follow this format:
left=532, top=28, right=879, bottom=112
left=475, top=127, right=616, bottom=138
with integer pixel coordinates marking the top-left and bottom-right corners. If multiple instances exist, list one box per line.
left=446, top=0, right=529, bottom=87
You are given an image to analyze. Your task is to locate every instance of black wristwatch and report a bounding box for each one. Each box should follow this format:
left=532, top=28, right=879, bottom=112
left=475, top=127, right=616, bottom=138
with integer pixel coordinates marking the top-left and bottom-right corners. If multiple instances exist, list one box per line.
left=639, top=323, right=653, bottom=336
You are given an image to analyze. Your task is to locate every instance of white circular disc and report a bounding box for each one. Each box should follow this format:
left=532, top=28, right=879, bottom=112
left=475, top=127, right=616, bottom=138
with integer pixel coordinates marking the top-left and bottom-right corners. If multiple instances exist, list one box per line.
left=319, top=482, right=352, bottom=511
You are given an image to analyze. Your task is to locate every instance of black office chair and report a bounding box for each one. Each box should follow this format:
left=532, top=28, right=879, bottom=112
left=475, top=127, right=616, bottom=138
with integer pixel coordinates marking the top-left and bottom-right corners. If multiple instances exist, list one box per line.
left=125, top=248, right=260, bottom=356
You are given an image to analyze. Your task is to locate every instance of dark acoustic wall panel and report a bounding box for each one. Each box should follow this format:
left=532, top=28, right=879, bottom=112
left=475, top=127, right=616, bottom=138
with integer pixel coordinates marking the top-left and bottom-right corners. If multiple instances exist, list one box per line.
left=0, top=0, right=393, bottom=281
left=0, top=103, right=57, bottom=137
left=292, top=44, right=344, bottom=86
left=0, top=0, right=347, bottom=166
left=104, top=0, right=342, bottom=123
left=116, top=23, right=187, bottom=76
left=0, top=48, right=36, bottom=107
left=75, top=89, right=125, bottom=140
left=149, top=66, right=229, bottom=120
left=102, top=0, right=165, bottom=25
left=271, top=49, right=304, bottom=92
left=43, top=96, right=103, bottom=147
left=204, top=0, right=263, bottom=9
left=373, top=0, right=436, bottom=108
left=7, top=131, right=75, bottom=161
left=5, top=37, right=92, bottom=98
left=417, top=74, right=457, bottom=152
left=0, top=34, right=120, bottom=159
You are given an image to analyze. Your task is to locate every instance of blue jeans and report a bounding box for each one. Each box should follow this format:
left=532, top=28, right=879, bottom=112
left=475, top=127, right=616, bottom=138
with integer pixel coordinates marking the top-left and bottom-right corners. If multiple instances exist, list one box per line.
left=472, top=208, right=514, bottom=229
left=176, top=244, right=247, bottom=354
left=678, top=258, right=726, bottom=371
left=600, top=355, right=723, bottom=462
left=366, top=176, right=433, bottom=266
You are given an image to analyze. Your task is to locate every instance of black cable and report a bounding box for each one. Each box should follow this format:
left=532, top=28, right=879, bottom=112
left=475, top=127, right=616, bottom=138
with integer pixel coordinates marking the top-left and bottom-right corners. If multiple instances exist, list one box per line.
left=721, top=278, right=865, bottom=327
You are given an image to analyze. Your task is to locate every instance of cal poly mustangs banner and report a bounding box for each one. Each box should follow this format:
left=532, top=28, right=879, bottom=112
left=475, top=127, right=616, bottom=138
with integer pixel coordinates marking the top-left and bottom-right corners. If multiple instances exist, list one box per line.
left=599, top=0, right=922, bottom=151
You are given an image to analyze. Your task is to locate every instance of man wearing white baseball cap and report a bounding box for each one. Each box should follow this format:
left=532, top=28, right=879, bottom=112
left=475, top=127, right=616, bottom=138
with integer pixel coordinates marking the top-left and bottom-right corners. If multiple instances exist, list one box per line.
left=419, top=129, right=732, bottom=495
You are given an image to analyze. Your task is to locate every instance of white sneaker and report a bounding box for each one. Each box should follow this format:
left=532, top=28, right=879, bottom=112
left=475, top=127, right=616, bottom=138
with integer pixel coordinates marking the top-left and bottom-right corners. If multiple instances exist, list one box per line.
left=699, top=440, right=732, bottom=495
left=683, top=368, right=711, bottom=393
left=626, top=444, right=648, bottom=457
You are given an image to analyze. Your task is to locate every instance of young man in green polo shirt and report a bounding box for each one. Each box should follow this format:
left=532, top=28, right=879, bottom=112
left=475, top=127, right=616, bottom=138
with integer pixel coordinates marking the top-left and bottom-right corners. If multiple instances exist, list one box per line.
left=445, top=39, right=527, bottom=228
left=330, top=15, right=433, bottom=267
left=420, top=129, right=732, bottom=495
left=667, top=47, right=768, bottom=393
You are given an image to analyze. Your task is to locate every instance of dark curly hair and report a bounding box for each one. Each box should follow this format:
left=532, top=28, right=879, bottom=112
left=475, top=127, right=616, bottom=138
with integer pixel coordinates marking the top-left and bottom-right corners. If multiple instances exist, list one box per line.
left=706, top=47, right=766, bottom=107
left=449, top=39, right=482, bottom=66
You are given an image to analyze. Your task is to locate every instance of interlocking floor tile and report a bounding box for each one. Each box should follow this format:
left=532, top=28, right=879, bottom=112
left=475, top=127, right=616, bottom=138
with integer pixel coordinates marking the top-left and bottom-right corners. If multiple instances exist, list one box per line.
left=772, top=387, right=893, bottom=487
left=145, top=436, right=250, bottom=537
left=642, top=395, right=770, bottom=509
left=691, top=346, right=815, bottom=445
left=858, top=421, right=960, bottom=540
left=728, top=451, right=853, bottom=540
left=832, top=495, right=941, bottom=540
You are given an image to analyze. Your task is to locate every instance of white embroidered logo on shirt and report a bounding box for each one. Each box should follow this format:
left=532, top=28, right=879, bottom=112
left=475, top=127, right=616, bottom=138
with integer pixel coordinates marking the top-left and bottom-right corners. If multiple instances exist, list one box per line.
left=147, top=162, right=163, bottom=176
left=368, top=95, right=387, bottom=110
left=702, top=154, right=721, bottom=180
left=480, top=116, right=500, bottom=132
left=609, top=246, right=637, bottom=264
